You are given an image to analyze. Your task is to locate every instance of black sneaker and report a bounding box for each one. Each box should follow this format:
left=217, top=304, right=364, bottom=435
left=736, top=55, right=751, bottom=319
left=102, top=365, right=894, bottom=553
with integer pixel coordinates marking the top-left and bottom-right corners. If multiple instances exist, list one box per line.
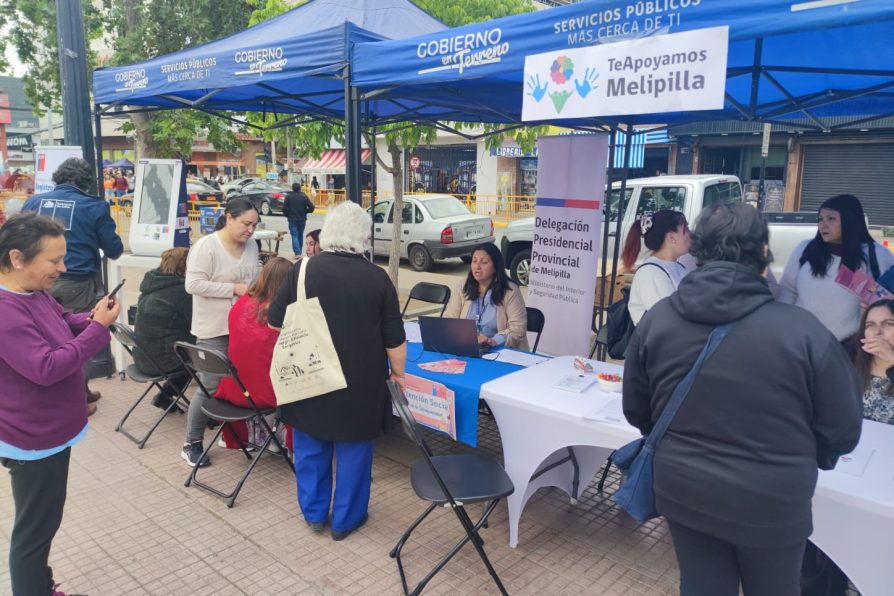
left=181, top=442, right=210, bottom=467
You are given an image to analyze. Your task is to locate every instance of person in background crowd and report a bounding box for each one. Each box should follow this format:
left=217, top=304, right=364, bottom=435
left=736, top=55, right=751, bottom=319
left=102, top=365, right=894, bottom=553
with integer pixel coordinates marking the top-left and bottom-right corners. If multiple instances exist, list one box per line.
left=268, top=202, right=406, bottom=541
left=216, top=256, right=291, bottom=448
left=621, top=210, right=691, bottom=326
left=444, top=242, right=529, bottom=351
left=854, top=299, right=894, bottom=424
left=103, top=172, right=115, bottom=200
left=304, top=229, right=321, bottom=258
left=23, top=157, right=124, bottom=416
left=133, top=247, right=194, bottom=413
left=125, top=171, right=135, bottom=193
left=283, top=183, right=315, bottom=257
left=114, top=171, right=128, bottom=198
left=3, top=169, right=24, bottom=191
left=310, top=176, right=320, bottom=192
left=779, top=194, right=894, bottom=345
left=181, top=198, right=261, bottom=467
left=0, top=213, right=119, bottom=596
left=623, top=203, right=862, bottom=596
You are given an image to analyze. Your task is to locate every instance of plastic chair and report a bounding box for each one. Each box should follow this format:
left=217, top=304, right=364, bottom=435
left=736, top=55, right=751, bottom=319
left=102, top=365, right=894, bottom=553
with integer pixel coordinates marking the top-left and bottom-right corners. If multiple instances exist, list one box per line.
left=401, top=282, right=451, bottom=319
left=525, top=307, right=545, bottom=353
left=109, top=323, right=191, bottom=449
left=387, top=381, right=513, bottom=596
left=173, top=341, right=293, bottom=507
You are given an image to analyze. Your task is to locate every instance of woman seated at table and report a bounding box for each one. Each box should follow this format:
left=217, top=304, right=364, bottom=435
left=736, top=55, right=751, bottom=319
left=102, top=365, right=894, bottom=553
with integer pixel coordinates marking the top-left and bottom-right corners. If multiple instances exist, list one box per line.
left=445, top=242, right=529, bottom=351
left=854, top=298, right=894, bottom=424
left=216, top=256, right=292, bottom=448
left=133, top=247, right=194, bottom=412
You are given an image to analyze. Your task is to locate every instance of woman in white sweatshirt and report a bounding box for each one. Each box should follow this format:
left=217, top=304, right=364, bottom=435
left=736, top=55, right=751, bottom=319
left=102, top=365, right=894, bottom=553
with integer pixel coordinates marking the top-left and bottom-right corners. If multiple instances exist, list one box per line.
left=621, top=209, right=691, bottom=325
left=778, top=194, right=894, bottom=343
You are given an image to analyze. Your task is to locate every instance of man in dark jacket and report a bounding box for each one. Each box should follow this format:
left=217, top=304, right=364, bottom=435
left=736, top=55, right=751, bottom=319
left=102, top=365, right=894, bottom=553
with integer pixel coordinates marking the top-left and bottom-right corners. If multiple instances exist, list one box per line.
left=23, top=157, right=124, bottom=413
left=623, top=203, right=861, bottom=596
left=282, top=183, right=315, bottom=257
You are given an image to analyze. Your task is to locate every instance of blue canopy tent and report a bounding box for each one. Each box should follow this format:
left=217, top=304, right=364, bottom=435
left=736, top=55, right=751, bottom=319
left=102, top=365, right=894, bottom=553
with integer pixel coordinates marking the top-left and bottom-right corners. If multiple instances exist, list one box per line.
left=352, top=0, right=894, bottom=130
left=109, top=158, right=134, bottom=170
left=351, top=0, right=894, bottom=360
left=91, top=0, right=446, bottom=201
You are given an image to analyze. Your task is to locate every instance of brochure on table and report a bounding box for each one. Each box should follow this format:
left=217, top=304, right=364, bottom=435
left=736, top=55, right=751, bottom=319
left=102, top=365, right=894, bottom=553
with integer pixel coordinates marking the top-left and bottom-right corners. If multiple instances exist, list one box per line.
left=129, top=159, right=190, bottom=256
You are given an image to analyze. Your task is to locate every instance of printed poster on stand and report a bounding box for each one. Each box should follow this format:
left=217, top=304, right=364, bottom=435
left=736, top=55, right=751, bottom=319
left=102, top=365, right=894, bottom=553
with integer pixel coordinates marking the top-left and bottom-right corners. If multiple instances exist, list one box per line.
left=400, top=374, right=457, bottom=440
left=33, top=146, right=84, bottom=194
left=526, top=134, right=608, bottom=356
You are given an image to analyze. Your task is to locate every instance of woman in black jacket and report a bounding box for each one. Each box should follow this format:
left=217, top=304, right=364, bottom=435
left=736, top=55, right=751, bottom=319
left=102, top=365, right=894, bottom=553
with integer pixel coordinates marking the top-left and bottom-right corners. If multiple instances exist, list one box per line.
left=623, top=203, right=862, bottom=596
left=134, top=247, right=195, bottom=411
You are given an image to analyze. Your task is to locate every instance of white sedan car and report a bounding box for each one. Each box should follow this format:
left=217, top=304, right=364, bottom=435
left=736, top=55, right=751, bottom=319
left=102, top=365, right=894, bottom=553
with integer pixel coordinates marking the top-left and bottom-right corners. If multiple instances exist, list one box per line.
left=370, top=194, right=495, bottom=271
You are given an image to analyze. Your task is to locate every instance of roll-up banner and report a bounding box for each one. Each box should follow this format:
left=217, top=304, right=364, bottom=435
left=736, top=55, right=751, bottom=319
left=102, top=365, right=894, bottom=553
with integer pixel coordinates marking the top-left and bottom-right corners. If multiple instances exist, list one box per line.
left=34, top=146, right=84, bottom=193
left=526, top=135, right=608, bottom=356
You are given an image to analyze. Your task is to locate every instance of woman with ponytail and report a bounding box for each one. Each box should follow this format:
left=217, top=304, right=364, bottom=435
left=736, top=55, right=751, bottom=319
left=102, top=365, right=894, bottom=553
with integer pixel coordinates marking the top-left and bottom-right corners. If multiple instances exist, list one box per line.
left=621, top=209, right=691, bottom=325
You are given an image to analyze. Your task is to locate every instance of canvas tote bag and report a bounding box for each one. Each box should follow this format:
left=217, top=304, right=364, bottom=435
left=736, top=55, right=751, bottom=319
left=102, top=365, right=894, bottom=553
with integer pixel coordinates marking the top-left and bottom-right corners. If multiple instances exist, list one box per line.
left=270, top=258, right=347, bottom=405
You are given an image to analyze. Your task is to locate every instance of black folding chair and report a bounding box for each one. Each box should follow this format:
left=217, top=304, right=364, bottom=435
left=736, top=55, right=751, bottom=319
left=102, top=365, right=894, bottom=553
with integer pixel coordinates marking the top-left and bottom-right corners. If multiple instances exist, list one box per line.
left=109, top=323, right=191, bottom=449
left=173, top=341, right=293, bottom=508
left=401, top=282, right=451, bottom=319
left=525, top=306, right=545, bottom=353
left=387, top=381, right=513, bottom=596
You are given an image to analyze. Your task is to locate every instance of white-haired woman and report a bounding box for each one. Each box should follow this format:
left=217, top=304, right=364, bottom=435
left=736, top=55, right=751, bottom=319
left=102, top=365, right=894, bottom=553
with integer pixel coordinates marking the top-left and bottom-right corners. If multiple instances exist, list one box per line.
left=268, top=201, right=407, bottom=541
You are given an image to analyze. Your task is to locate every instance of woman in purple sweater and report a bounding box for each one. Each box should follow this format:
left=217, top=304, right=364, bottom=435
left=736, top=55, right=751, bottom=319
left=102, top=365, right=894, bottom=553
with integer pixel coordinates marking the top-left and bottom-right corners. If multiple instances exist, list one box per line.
left=0, top=213, right=119, bottom=596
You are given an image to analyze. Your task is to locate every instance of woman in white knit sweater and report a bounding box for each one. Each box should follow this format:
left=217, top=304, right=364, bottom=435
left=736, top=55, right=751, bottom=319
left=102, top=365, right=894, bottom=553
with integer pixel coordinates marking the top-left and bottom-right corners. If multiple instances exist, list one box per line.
left=779, top=194, right=894, bottom=342
left=622, top=210, right=691, bottom=325
left=181, top=198, right=261, bottom=467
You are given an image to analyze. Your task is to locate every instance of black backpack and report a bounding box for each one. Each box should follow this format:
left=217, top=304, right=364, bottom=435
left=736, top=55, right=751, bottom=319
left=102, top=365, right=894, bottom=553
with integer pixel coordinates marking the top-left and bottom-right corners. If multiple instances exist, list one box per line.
left=604, top=263, right=672, bottom=360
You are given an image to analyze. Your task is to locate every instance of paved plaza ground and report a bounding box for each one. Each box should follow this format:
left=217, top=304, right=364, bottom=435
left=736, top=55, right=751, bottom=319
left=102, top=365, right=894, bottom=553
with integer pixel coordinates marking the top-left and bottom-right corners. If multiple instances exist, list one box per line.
left=0, top=373, right=679, bottom=596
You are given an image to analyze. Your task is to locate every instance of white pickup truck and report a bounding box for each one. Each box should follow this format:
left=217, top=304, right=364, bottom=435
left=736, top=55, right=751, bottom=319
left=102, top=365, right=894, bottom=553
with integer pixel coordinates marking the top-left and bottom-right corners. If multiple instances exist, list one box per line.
left=500, top=174, right=818, bottom=285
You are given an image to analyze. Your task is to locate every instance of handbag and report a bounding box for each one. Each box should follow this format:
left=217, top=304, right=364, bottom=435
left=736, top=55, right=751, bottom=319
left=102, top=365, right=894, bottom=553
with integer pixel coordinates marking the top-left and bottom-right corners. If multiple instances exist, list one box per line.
left=611, top=321, right=738, bottom=523
left=269, top=258, right=347, bottom=405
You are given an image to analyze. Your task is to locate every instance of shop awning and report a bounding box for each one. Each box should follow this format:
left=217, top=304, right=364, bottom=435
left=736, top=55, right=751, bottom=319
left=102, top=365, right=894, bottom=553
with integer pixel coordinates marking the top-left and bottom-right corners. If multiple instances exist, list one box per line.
left=299, top=149, right=371, bottom=175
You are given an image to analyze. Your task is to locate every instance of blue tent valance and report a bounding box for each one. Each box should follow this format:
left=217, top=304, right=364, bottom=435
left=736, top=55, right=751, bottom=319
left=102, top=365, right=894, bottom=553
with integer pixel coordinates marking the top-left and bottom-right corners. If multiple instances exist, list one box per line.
left=92, top=0, right=446, bottom=118
left=352, top=0, right=894, bottom=129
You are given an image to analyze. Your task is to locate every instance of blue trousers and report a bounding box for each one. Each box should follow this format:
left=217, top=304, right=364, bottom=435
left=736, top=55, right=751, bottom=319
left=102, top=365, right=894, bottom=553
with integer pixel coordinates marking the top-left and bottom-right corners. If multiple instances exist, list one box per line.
left=288, top=220, right=306, bottom=256
left=292, top=429, right=373, bottom=533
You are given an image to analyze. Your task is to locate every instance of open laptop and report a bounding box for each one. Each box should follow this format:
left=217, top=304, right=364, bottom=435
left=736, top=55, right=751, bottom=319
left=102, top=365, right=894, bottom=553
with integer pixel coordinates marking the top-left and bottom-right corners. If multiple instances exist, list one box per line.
left=418, top=316, right=490, bottom=358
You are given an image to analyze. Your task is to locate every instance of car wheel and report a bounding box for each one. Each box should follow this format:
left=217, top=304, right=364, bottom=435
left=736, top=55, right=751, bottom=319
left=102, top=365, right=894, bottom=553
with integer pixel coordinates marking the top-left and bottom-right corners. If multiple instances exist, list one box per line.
left=409, top=244, right=433, bottom=272
left=259, top=200, right=271, bottom=216
left=460, top=255, right=472, bottom=264
left=510, top=249, right=531, bottom=286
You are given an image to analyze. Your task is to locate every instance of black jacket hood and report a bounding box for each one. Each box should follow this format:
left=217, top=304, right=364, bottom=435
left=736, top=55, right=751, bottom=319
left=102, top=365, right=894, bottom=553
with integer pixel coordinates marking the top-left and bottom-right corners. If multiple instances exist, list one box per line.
left=139, top=268, right=185, bottom=295
left=669, top=262, right=774, bottom=325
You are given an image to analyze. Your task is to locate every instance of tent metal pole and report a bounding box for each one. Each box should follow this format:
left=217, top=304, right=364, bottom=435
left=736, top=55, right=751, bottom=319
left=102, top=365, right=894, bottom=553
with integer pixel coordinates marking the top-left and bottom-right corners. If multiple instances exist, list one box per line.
left=596, top=123, right=619, bottom=361
left=93, top=105, right=104, bottom=197
left=369, top=110, right=377, bottom=263
left=605, top=123, right=635, bottom=340
left=749, top=39, right=763, bottom=117
left=344, top=66, right=362, bottom=204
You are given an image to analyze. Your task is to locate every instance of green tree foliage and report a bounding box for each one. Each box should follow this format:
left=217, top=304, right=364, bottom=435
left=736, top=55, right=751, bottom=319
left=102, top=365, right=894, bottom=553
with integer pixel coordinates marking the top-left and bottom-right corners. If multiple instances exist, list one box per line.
left=414, top=0, right=535, bottom=26
left=0, top=0, right=104, bottom=114
left=104, top=0, right=255, bottom=158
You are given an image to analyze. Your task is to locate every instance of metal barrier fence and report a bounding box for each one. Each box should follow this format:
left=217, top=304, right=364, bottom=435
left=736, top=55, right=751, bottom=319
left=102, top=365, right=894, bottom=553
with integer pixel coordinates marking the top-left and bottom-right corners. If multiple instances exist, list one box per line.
left=3, top=189, right=539, bottom=253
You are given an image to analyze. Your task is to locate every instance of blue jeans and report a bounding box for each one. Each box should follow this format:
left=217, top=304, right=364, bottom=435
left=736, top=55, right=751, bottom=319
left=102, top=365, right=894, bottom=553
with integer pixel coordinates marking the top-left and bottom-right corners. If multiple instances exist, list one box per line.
left=288, top=220, right=306, bottom=256
left=292, top=429, right=373, bottom=532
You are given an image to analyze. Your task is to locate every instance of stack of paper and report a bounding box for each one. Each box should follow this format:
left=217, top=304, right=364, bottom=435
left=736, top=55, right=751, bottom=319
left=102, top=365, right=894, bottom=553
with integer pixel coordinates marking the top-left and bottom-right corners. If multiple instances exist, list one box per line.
left=583, top=397, right=628, bottom=427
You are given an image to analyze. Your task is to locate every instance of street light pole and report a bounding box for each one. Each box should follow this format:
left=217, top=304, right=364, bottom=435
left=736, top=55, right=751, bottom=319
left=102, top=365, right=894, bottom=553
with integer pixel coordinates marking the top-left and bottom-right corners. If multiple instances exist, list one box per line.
left=56, top=0, right=97, bottom=192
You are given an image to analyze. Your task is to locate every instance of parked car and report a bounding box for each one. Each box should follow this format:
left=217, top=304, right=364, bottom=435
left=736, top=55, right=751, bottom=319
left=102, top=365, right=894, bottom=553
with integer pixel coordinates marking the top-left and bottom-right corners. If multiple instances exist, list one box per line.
left=231, top=181, right=286, bottom=215
left=187, top=180, right=223, bottom=203
left=501, top=174, right=816, bottom=286
left=370, top=193, right=494, bottom=272
left=222, top=176, right=261, bottom=197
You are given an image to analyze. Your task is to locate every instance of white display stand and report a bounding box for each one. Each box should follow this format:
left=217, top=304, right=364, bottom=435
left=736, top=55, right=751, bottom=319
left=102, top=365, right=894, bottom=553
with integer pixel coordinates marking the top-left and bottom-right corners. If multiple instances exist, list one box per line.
left=481, top=357, right=894, bottom=596
left=129, top=159, right=190, bottom=257
left=33, top=146, right=83, bottom=193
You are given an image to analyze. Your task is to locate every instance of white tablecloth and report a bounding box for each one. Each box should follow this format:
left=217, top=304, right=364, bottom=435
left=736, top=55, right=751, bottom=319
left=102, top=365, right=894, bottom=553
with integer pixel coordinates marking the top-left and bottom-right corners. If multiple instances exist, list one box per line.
left=480, top=356, right=894, bottom=596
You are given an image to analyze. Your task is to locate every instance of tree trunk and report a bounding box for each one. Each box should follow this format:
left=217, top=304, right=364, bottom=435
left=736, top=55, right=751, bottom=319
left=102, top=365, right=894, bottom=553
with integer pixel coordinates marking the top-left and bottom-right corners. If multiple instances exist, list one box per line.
left=130, top=112, right=158, bottom=158
left=122, top=0, right=157, bottom=158
left=387, top=142, right=403, bottom=287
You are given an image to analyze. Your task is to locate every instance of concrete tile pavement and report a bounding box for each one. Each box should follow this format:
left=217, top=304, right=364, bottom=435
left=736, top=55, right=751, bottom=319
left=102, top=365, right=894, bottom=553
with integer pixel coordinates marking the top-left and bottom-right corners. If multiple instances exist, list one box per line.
left=0, top=376, right=679, bottom=595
